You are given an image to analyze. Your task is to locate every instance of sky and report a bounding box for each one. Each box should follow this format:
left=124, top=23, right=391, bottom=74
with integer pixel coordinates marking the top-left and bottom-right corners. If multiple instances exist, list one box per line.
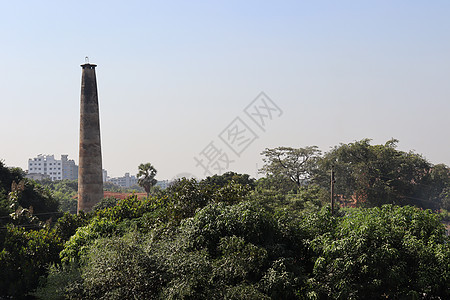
left=1, top=0, right=449, bottom=180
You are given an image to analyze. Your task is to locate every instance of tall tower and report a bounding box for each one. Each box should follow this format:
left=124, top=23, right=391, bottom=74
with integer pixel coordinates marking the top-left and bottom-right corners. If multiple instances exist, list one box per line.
left=78, top=61, right=103, bottom=213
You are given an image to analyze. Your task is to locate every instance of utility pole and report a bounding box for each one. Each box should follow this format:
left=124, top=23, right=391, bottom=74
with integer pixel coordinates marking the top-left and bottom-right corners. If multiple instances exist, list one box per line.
left=331, top=165, right=335, bottom=215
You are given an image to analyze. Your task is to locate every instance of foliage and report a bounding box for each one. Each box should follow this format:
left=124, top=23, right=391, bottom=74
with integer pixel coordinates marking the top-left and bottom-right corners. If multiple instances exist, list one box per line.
left=441, top=187, right=450, bottom=211
left=60, top=196, right=168, bottom=264
left=103, top=181, right=123, bottom=192
left=103, top=181, right=145, bottom=193
left=94, top=195, right=153, bottom=223
left=0, top=225, right=63, bottom=299
left=40, top=179, right=78, bottom=214
left=256, top=174, right=298, bottom=194
left=421, top=164, right=450, bottom=210
left=162, top=178, right=210, bottom=221
left=210, top=180, right=252, bottom=205
left=32, top=262, right=83, bottom=300
left=307, top=205, right=449, bottom=299
left=316, top=139, right=437, bottom=208
left=253, top=184, right=328, bottom=219
left=93, top=196, right=119, bottom=211
left=0, top=161, right=60, bottom=228
left=60, top=217, right=121, bottom=264
left=202, top=171, right=256, bottom=190
left=52, top=212, right=90, bottom=242
left=34, top=194, right=450, bottom=300
left=0, top=161, right=24, bottom=202
left=38, top=201, right=309, bottom=299
left=0, top=162, right=67, bottom=298
left=2, top=146, right=449, bottom=299
left=80, top=233, right=165, bottom=300
left=260, top=146, right=321, bottom=187
left=137, top=162, right=158, bottom=197
left=161, top=176, right=253, bottom=222
left=154, top=201, right=307, bottom=299
left=9, top=179, right=59, bottom=222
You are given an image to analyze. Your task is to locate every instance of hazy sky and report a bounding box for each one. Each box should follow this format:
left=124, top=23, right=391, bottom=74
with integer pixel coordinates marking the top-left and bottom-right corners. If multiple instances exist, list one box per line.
left=1, top=1, right=449, bottom=180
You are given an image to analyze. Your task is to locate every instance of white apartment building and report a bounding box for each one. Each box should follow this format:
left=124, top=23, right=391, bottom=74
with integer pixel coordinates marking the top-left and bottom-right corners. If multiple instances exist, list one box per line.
left=108, top=173, right=138, bottom=188
left=28, top=154, right=78, bottom=181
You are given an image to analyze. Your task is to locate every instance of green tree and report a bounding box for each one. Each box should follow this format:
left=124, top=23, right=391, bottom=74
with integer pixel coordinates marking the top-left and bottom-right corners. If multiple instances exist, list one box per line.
left=161, top=176, right=253, bottom=222
left=0, top=226, right=64, bottom=298
left=34, top=190, right=450, bottom=299
left=0, top=162, right=29, bottom=225
left=255, top=174, right=298, bottom=195
left=52, top=212, right=89, bottom=242
left=308, top=205, right=449, bottom=298
left=202, top=172, right=256, bottom=190
left=418, top=164, right=450, bottom=210
left=137, top=163, right=157, bottom=198
left=441, top=187, right=450, bottom=211
left=8, top=179, right=60, bottom=222
left=316, top=139, right=433, bottom=207
left=40, top=180, right=78, bottom=214
left=162, top=178, right=209, bottom=221
left=80, top=233, right=164, bottom=300
left=260, top=146, right=321, bottom=189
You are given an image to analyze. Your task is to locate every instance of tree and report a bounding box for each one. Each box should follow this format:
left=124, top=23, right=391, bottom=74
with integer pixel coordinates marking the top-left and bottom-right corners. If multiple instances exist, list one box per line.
left=0, top=160, right=59, bottom=225
left=260, top=146, right=321, bottom=188
left=137, top=163, right=157, bottom=198
left=0, top=161, right=27, bottom=225
left=40, top=179, right=78, bottom=214
left=0, top=226, right=64, bottom=298
left=33, top=188, right=450, bottom=299
left=419, top=164, right=450, bottom=210
left=255, top=174, right=298, bottom=194
left=202, top=172, right=256, bottom=190
left=308, top=205, right=449, bottom=298
left=316, top=139, right=434, bottom=207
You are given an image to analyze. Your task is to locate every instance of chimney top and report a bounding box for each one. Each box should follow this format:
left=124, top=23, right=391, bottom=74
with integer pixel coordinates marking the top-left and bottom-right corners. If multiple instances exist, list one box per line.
left=80, top=63, right=97, bottom=69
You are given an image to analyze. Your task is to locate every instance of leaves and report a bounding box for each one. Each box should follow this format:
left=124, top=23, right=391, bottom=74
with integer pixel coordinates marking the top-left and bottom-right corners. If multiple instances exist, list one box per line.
left=137, top=163, right=158, bottom=197
left=307, top=205, right=450, bottom=299
left=316, top=139, right=441, bottom=208
left=260, top=146, right=321, bottom=188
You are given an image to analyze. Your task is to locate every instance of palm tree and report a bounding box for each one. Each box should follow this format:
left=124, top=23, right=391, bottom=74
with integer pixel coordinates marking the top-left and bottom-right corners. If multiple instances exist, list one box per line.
left=137, top=163, right=157, bottom=198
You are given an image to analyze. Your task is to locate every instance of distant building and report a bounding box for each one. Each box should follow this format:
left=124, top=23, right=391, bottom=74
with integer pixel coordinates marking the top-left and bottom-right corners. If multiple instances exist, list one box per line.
left=106, top=173, right=170, bottom=190
left=26, top=172, right=50, bottom=181
left=27, top=154, right=78, bottom=181
left=61, top=155, right=78, bottom=180
left=102, top=169, right=108, bottom=182
left=108, top=173, right=138, bottom=188
left=156, top=180, right=170, bottom=190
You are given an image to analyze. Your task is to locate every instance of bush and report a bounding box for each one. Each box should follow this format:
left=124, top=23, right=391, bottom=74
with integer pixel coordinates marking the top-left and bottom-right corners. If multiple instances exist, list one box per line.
left=81, top=233, right=165, bottom=300
left=307, top=205, right=450, bottom=298
left=60, top=217, right=120, bottom=264
left=0, top=226, right=63, bottom=298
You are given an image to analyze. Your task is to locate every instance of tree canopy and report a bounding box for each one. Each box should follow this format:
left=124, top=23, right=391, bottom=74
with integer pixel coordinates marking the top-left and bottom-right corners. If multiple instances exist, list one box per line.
left=0, top=139, right=449, bottom=299
left=260, top=146, right=321, bottom=188
left=137, top=163, right=157, bottom=198
left=315, top=139, right=446, bottom=208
